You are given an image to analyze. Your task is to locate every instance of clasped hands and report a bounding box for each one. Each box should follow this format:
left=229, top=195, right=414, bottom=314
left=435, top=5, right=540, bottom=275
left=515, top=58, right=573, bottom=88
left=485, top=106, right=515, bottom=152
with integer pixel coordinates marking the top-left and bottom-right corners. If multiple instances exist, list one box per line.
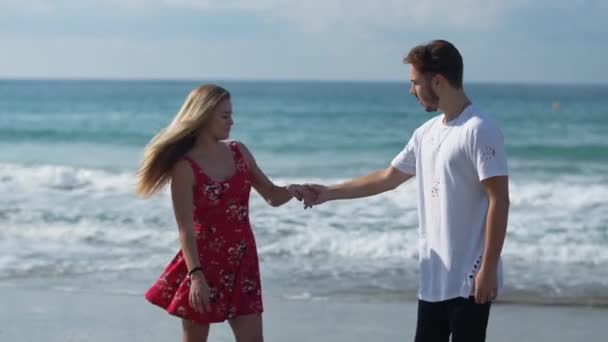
left=286, top=184, right=329, bottom=208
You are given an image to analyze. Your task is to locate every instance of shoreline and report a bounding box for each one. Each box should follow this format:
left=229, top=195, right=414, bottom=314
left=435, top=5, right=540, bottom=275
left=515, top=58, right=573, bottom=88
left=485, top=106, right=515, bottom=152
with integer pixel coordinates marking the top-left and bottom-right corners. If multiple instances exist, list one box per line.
left=2, top=277, right=607, bottom=309
left=1, top=283, right=606, bottom=342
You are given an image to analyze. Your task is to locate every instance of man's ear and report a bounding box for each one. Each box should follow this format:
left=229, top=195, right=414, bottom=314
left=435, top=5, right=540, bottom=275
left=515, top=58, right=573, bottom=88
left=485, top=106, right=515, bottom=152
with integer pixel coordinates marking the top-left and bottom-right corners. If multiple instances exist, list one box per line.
left=430, top=74, right=441, bottom=92
left=434, top=74, right=450, bottom=93
left=435, top=74, right=444, bottom=88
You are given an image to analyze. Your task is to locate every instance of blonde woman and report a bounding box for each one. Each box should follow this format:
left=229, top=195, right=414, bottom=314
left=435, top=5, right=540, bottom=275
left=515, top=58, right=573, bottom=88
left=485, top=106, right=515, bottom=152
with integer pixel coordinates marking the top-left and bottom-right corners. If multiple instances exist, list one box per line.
left=137, top=84, right=307, bottom=342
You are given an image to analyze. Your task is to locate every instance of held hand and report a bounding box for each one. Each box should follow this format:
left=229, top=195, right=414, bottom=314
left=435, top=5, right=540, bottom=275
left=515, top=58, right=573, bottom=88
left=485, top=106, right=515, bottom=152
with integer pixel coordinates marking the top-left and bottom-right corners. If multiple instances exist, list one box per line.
left=189, top=272, right=212, bottom=313
left=286, top=184, right=315, bottom=202
left=474, top=266, right=497, bottom=304
left=303, top=184, right=329, bottom=209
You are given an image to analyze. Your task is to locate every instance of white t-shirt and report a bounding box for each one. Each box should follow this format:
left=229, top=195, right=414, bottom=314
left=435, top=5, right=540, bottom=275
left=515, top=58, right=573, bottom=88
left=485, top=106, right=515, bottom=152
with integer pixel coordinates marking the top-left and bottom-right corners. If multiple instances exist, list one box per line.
left=391, top=104, right=508, bottom=302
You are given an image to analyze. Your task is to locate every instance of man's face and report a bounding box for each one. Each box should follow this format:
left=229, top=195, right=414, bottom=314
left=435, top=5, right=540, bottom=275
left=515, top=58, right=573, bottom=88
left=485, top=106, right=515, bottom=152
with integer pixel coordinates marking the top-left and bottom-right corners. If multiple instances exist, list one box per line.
left=409, top=65, right=439, bottom=112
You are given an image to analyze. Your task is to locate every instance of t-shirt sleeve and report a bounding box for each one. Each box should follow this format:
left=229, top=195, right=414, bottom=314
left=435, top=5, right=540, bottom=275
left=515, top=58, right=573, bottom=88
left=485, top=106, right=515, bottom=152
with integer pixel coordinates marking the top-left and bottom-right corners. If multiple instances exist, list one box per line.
left=391, top=131, right=417, bottom=175
left=466, top=120, right=509, bottom=181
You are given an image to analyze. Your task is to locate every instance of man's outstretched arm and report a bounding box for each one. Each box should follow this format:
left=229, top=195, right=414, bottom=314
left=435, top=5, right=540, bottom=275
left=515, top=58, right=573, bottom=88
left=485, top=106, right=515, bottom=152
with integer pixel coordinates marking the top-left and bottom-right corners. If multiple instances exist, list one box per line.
left=304, top=166, right=413, bottom=207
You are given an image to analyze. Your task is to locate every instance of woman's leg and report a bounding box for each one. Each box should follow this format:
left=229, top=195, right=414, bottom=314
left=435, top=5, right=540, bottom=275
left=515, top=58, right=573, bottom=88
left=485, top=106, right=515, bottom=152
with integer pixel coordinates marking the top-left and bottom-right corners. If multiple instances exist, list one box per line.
left=228, top=314, right=264, bottom=342
left=182, top=319, right=210, bottom=342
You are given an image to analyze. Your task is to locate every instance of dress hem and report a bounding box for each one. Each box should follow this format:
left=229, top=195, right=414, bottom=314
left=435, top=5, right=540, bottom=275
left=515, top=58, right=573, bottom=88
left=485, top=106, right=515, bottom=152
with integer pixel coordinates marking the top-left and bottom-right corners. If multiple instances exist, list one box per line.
left=145, top=294, right=263, bottom=324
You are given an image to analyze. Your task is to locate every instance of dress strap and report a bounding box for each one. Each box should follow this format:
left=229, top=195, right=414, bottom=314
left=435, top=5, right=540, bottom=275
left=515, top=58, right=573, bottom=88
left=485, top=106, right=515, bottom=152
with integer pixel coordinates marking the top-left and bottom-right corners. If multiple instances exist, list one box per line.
left=228, top=141, right=249, bottom=173
left=228, top=141, right=242, bottom=162
left=181, top=155, right=204, bottom=183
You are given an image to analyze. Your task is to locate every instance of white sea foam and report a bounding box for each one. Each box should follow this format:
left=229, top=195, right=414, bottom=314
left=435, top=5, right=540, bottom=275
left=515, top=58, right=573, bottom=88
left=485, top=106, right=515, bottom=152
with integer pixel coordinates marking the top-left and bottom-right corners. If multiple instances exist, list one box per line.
left=1, top=162, right=607, bottom=301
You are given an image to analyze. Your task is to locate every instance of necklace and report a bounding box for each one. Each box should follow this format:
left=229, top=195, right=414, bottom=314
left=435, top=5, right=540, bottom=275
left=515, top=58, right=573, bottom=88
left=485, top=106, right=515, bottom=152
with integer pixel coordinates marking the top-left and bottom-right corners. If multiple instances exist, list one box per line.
left=430, top=101, right=471, bottom=151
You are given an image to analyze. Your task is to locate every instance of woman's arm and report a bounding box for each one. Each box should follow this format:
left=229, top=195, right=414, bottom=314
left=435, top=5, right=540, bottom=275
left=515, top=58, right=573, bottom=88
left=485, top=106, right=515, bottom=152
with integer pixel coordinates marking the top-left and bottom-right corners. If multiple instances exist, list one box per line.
left=170, top=160, right=210, bottom=312
left=171, top=160, right=200, bottom=272
left=236, top=142, right=304, bottom=207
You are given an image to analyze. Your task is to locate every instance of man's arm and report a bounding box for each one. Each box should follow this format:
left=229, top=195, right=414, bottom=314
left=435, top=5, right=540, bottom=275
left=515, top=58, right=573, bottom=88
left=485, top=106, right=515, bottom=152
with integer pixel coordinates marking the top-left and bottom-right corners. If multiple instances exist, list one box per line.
left=475, top=175, right=510, bottom=304
left=305, top=166, right=413, bottom=207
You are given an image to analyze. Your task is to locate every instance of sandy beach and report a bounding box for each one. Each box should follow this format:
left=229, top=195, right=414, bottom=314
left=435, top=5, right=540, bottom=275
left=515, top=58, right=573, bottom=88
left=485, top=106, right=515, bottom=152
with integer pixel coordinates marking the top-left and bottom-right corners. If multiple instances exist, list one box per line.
left=1, top=282, right=605, bottom=342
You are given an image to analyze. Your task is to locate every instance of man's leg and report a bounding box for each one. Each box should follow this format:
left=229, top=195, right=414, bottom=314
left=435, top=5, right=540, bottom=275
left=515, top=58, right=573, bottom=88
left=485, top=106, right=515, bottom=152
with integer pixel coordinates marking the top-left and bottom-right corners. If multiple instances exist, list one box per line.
left=414, top=299, right=450, bottom=342
left=447, top=297, right=491, bottom=342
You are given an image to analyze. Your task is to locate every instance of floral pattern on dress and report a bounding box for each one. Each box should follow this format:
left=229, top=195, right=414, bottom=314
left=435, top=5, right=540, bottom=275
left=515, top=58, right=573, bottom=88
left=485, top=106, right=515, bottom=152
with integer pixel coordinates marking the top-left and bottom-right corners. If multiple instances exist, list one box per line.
left=226, top=202, right=248, bottom=222
left=202, top=181, right=230, bottom=202
left=227, top=240, right=248, bottom=265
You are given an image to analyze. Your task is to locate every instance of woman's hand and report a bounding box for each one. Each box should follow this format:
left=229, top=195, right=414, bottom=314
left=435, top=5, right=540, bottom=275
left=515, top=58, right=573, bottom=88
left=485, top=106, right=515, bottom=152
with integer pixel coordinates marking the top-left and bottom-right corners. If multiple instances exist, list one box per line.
left=189, top=272, right=211, bottom=313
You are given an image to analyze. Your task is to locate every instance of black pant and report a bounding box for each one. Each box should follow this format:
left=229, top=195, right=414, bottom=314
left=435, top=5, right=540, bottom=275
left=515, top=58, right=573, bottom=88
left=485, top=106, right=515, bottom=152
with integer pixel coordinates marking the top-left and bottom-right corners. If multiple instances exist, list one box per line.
left=414, top=297, right=491, bottom=342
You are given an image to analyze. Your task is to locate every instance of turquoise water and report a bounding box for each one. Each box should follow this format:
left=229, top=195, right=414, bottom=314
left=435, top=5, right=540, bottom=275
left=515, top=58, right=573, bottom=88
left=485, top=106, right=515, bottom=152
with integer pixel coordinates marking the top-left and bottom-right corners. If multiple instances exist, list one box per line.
left=1, top=80, right=607, bottom=305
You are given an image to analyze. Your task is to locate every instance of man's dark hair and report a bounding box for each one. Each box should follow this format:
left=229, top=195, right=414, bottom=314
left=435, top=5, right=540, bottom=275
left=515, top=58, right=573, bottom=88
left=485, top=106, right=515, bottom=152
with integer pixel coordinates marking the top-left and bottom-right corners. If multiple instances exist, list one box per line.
left=404, top=40, right=463, bottom=89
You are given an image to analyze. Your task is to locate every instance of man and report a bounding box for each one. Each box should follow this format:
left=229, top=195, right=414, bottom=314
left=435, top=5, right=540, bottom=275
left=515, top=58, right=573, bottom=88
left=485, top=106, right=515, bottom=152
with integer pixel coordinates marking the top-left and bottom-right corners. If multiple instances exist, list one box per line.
left=303, top=40, right=509, bottom=341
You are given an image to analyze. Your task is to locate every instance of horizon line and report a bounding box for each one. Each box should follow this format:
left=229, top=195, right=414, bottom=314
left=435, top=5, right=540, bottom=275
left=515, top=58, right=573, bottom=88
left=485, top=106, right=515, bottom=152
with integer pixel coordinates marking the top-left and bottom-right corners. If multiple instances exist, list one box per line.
left=1, top=76, right=607, bottom=87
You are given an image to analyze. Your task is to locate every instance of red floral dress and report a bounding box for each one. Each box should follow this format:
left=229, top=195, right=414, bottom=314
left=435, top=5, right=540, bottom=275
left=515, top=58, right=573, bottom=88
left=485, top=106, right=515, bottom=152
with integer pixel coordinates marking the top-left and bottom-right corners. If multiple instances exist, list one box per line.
left=145, top=141, right=263, bottom=323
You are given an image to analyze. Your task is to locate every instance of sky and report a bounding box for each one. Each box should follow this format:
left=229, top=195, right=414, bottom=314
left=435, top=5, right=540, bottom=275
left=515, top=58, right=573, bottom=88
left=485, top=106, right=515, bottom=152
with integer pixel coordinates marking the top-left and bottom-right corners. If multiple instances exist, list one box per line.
left=1, top=0, right=607, bottom=83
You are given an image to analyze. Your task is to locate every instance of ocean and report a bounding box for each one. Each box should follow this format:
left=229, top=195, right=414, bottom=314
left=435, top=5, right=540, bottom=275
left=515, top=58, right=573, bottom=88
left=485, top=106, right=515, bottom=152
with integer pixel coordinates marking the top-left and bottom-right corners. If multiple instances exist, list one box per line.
left=1, top=80, right=606, bottom=306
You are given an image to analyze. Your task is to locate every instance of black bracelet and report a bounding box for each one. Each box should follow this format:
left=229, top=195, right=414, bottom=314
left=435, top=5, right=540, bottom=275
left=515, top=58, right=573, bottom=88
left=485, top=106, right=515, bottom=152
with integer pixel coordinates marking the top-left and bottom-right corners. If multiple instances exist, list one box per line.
left=188, top=266, right=203, bottom=276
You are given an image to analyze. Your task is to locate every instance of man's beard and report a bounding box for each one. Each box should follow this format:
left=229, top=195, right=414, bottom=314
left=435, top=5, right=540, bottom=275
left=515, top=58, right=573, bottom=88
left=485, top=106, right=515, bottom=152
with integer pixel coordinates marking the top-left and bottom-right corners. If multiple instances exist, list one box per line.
left=424, top=105, right=438, bottom=112
left=420, top=86, right=439, bottom=112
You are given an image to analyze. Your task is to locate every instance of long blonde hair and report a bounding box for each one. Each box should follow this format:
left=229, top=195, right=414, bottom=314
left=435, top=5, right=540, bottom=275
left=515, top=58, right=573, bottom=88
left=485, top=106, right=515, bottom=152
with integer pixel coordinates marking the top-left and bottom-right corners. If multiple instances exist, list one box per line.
left=136, top=84, right=231, bottom=197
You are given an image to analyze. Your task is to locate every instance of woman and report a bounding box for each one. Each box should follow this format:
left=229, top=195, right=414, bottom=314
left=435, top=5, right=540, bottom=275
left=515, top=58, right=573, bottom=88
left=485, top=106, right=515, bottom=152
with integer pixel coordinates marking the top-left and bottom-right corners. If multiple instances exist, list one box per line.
left=136, top=84, right=306, bottom=342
